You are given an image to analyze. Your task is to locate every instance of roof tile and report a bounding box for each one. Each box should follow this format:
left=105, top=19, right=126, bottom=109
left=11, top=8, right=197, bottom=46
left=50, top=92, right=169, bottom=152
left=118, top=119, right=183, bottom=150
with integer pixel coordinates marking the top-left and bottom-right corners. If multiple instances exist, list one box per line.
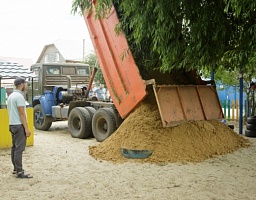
left=0, top=61, right=36, bottom=79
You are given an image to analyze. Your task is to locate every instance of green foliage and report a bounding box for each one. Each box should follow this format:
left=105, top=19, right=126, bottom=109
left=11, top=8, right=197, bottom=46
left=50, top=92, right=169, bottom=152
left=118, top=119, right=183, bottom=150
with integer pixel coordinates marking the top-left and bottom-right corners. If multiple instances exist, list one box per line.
left=72, top=0, right=256, bottom=74
left=84, top=53, right=105, bottom=85
left=72, top=0, right=112, bottom=17
left=221, top=0, right=256, bottom=71
left=214, top=67, right=239, bottom=86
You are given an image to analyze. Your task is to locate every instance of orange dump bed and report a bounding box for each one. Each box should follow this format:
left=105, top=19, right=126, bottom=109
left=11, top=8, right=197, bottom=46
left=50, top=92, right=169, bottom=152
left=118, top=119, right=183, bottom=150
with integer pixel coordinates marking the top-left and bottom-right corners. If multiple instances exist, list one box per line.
left=153, top=85, right=224, bottom=127
left=83, top=6, right=147, bottom=119
left=83, top=4, right=224, bottom=125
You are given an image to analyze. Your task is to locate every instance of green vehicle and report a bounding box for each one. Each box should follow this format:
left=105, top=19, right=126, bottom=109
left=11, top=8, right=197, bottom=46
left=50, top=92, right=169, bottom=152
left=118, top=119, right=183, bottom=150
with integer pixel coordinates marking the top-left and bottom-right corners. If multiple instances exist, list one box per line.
left=27, top=63, right=91, bottom=104
left=28, top=62, right=120, bottom=142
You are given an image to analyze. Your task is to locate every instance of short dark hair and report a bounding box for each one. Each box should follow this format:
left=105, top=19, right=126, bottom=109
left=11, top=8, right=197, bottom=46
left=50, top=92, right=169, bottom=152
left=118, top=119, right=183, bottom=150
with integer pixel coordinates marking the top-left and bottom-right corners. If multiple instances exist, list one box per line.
left=14, top=77, right=26, bottom=86
left=250, top=82, right=255, bottom=87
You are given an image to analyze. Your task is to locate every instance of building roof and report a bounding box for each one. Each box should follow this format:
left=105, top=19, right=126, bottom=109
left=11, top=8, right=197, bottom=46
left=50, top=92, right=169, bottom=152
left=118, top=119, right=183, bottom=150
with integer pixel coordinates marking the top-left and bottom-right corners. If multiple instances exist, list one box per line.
left=0, top=61, right=36, bottom=79
left=36, top=39, right=94, bottom=63
left=0, top=56, right=33, bottom=69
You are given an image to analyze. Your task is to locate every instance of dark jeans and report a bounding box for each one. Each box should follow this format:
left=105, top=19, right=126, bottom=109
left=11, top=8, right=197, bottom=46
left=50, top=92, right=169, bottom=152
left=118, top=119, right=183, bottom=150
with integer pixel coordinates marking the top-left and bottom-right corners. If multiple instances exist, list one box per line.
left=9, top=124, right=26, bottom=173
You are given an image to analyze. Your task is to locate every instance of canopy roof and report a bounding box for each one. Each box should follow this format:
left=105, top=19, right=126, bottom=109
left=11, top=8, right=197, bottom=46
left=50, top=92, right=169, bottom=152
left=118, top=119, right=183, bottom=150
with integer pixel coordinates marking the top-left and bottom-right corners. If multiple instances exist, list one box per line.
left=0, top=61, right=36, bottom=79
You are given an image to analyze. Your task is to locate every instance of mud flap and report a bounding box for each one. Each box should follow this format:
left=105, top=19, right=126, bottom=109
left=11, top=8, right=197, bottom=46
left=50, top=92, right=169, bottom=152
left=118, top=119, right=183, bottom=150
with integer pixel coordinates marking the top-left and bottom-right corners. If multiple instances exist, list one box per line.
left=153, top=85, right=224, bottom=127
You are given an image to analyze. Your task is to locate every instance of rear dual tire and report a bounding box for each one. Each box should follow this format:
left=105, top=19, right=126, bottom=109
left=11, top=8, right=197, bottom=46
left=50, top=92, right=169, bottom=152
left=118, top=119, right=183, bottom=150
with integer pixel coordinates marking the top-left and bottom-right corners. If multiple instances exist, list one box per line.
left=68, top=107, right=117, bottom=141
left=68, top=107, right=92, bottom=139
left=92, top=108, right=117, bottom=142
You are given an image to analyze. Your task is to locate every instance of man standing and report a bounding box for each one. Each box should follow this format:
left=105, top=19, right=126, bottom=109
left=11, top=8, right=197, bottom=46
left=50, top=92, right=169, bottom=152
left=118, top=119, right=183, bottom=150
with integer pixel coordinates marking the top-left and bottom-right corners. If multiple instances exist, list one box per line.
left=7, top=77, right=33, bottom=178
left=94, top=83, right=106, bottom=101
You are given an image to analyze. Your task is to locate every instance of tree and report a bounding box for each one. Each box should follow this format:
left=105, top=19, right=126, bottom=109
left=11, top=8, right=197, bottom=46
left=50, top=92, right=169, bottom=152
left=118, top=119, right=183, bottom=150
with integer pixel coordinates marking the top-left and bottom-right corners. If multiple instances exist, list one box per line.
left=84, top=52, right=105, bottom=85
left=72, top=0, right=256, bottom=74
left=222, top=0, right=256, bottom=71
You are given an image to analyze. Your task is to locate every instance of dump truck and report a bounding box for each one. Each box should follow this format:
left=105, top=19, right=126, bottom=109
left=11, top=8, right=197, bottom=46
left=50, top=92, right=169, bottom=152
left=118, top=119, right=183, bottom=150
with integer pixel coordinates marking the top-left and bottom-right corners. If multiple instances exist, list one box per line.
left=32, top=3, right=224, bottom=142
left=30, top=62, right=122, bottom=141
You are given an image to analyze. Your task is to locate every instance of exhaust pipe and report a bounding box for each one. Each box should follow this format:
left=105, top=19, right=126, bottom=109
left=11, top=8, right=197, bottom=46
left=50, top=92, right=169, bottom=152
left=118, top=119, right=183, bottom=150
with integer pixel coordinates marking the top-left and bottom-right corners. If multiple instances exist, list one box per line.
left=66, top=75, right=71, bottom=88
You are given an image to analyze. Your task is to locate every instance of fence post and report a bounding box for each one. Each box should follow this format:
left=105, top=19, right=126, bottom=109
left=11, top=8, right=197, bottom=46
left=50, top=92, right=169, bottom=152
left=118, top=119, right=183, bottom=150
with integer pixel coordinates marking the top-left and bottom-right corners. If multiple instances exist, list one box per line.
left=227, top=100, right=231, bottom=119
left=231, top=100, right=235, bottom=120
left=236, top=100, right=239, bottom=120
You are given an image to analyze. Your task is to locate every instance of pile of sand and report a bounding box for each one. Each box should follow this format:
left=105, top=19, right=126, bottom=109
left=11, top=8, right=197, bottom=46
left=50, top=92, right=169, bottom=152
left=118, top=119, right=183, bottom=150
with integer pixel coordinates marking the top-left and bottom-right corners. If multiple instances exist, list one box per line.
left=89, top=93, right=251, bottom=164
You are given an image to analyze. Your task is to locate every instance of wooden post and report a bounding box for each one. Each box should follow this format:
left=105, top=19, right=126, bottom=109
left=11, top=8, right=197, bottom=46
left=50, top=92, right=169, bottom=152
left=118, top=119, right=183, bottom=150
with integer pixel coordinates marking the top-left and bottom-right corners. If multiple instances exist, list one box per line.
left=232, top=100, right=235, bottom=120
left=236, top=100, right=239, bottom=120
left=228, top=100, right=231, bottom=119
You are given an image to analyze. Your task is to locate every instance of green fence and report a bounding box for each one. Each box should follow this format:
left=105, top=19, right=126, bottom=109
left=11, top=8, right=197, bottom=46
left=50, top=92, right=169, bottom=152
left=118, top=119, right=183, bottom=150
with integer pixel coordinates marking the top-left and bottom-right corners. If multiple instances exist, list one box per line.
left=0, top=87, right=6, bottom=106
left=220, top=99, right=240, bottom=120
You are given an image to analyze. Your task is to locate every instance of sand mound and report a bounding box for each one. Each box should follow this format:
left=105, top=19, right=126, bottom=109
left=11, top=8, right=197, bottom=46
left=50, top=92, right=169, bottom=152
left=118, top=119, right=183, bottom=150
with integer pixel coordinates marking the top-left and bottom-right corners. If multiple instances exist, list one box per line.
left=89, top=93, right=251, bottom=164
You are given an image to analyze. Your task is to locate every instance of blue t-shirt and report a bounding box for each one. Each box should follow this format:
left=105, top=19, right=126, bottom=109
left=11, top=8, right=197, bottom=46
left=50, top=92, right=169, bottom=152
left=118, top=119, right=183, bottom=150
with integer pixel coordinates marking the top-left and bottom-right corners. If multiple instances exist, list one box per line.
left=7, top=90, right=26, bottom=125
left=95, top=88, right=106, bottom=101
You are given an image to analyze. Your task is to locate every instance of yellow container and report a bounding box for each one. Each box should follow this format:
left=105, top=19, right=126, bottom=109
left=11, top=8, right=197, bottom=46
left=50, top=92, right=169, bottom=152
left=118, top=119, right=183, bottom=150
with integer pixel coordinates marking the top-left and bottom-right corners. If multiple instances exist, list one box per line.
left=0, top=107, right=34, bottom=148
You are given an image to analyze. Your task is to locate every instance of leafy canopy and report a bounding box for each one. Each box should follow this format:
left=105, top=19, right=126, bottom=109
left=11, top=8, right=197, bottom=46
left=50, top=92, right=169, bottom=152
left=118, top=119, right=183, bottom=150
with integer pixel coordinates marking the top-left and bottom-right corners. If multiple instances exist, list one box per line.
left=72, top=0, right=256, bottom=73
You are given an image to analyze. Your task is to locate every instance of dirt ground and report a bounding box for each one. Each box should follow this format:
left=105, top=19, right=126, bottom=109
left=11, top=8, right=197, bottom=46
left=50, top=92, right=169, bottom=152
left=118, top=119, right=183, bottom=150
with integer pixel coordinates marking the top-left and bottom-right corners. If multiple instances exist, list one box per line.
left=1, top=120, right=256, bottom=200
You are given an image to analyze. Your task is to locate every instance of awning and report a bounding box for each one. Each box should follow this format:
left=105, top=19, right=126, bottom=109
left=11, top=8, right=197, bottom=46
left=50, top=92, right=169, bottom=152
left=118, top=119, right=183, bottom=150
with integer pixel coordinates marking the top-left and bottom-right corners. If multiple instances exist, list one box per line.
left=0, top=61, right=36, bottom=79
left=0, top=61, right=36, bottom=108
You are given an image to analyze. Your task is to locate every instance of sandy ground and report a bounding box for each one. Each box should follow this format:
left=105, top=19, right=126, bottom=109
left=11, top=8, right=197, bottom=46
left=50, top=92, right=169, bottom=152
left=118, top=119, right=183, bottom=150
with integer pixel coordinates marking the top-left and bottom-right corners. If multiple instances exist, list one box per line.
left=1, top=121, right=256, bottom=200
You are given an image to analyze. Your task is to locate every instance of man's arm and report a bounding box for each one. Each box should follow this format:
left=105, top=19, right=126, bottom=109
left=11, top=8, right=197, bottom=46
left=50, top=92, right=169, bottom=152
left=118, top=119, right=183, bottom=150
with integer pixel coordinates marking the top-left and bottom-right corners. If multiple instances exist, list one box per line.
left=17, top=106, right=31, bottom=137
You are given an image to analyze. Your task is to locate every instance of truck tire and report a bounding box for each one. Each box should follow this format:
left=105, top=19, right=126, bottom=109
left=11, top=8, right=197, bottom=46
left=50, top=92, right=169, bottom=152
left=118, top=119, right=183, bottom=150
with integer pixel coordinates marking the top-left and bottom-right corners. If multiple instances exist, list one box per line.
left=34, top=104, right=52, bottom=131
left=68, top=107, right=92, bottom=139
left=85, top=107, right=96, bottom=117
left=245, top=129, right=256, bottom=137
left=85, top=107, right=96, bottom=137
left=92, top=108, right=117, bottom=142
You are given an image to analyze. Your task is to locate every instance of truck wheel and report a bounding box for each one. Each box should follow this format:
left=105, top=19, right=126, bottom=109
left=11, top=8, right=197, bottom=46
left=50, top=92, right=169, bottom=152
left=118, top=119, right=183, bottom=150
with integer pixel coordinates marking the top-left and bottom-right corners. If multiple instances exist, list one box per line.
left=92, top=108, right=117, bottom=142
left=34, top=104, right=52, bottom=131
left=85, top=107, right=96, bottom=137
left=68, top=107, right=92, bottom=139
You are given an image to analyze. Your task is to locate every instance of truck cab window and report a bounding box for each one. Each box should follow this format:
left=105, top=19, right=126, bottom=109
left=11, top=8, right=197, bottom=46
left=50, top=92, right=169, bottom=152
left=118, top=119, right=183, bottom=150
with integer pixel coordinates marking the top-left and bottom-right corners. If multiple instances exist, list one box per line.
left=77, top=67, right=89, bottom=75
left=46, top=66, right=60, bottom=75
left=63, top=67, right=75, bottom=75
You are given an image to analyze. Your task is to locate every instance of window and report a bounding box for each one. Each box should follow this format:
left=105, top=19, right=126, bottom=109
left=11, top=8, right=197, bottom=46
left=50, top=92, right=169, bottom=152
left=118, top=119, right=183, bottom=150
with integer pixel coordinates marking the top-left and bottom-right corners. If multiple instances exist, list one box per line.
left=44, top=54, right=49, bottom=63
left=33, top=68, right=39, bottom=76
left=77, top=67, right=89, bottom=75
left=32, top=68, right=39, bottom=81
left=63, top=67, right=75, bottom=75
left=55, top=52, right=60, bottom=62
left=46, top=66, right=60, bottom=75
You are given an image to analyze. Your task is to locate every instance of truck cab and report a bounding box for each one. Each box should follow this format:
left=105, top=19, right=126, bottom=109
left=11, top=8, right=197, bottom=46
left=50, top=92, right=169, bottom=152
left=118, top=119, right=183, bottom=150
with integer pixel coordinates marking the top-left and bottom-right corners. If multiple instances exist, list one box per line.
left=27, top=63, right=91, bottom=104
left=28, top=62, right=92, bottom=130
